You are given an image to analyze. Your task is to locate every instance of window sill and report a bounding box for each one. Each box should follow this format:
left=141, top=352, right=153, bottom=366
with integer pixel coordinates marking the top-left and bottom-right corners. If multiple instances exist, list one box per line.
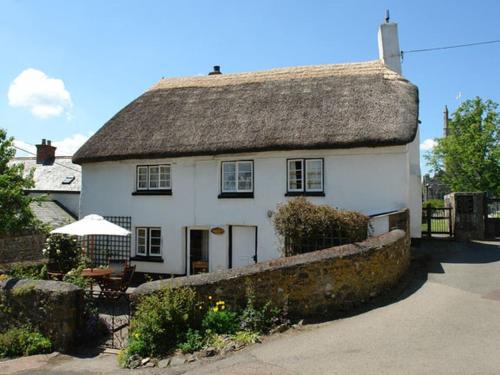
left=218, top=192, right=254, bottom=199
left=132, top=190, right=172, bottom=196
left=285, top=191, right=325, bottom=197
left=130, top=256, right=164, bottom=263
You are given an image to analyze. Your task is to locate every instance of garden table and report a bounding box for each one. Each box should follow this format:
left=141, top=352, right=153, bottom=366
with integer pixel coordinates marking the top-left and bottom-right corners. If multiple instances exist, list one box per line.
left=81, top=267, right=112, bottom=279
left=81, top=268, right=113, bottom=291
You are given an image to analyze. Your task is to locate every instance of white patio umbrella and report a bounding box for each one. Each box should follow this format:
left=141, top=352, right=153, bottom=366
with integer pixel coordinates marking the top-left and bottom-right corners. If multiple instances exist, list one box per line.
left=50, top=214, right=130, bottom=269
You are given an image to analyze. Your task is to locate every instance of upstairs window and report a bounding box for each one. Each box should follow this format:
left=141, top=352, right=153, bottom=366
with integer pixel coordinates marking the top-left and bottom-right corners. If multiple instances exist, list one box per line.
left=136, top=165, right=171, bottom=191
left=219, top=161, right=254, bottom=198
left=287, top=158, right=324, bottom=195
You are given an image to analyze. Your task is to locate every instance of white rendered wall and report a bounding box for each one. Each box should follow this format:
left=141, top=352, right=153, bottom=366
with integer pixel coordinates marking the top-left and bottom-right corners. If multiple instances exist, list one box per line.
left=80, top=146, right=411, bottom=275
left=408, top=129, right=422, bottom=238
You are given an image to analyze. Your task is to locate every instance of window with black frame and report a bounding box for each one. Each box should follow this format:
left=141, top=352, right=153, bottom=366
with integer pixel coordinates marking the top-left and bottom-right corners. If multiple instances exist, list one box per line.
left=133, top=227, right=163, bottom=260
left=133, top=164, right=172, bottom=195
left=219, top=160, right=254, bottom=198
left=286, top=158, right=324, bottom=196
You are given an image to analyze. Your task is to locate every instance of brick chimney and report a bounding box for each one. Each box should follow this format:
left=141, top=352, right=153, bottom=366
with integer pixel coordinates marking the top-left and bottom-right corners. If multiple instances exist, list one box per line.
left=208, top=65, right=222, bottom=75
left=36, top=139, right=56, bottom=165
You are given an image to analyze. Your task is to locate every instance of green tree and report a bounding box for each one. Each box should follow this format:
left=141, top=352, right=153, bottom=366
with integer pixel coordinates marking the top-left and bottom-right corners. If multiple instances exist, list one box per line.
left=0, top=128, right=40, bottom=236
left=426, top=97, right=500, bottom=196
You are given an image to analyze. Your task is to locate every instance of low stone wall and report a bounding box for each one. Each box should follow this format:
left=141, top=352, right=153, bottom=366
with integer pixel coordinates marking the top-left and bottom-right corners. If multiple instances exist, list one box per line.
left=0, top=233, right=46, bottom=266
left=133, top=227, right=410, bottom=318
left=0, top=279, right=83, bottom=352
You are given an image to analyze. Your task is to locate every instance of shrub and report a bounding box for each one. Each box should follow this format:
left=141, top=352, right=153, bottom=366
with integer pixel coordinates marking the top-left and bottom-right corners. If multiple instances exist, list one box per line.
left=5, top=263, right=47, bottom=280
left=177, top=329, right=204, bottom=353
left=233, top=330, right=260, bottom=345
left=127, top=287, right=201, bottom=358
left=273, top=197, right=369, bottom=256
left=423, top=199, right=445, bottom=208
left=202, top=300, right=239, bottom=335
left=0, top=327, right=52, bottom=358
left=43, top=235, right=82, bottom=273
left=239, top=286, right=289, bottom=333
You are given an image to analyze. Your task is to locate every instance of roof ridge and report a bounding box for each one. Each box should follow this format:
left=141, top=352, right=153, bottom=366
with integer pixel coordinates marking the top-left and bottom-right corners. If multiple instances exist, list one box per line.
left=148, top=60, right=400, bottom=92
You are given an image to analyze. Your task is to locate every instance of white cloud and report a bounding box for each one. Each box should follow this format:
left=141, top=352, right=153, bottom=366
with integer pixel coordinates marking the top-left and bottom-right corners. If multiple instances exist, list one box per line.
left=420, top=138, right=437, bottom=151
left=52, top=133, right=90, bottom=155
left=14, top=133, right=91, bottom=157
left=8, top=68, right=72, bottom=119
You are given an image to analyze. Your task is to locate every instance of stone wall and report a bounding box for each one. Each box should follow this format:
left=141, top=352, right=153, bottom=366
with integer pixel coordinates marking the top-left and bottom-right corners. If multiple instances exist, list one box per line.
left=0, top=233, right=46, bottom=266
left=133, top=215, right=410, bottom=318
left=0, top=279, right=83, bottom=352
left=445, top=192, right=485, bottom=241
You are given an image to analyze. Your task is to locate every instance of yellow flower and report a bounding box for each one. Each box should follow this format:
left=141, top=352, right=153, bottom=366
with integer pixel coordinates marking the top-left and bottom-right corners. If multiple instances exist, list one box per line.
left=134, top=333, right=140, bottom=338
left=212, top=307, right=219, bottom=312
left=208, top=296, right=212, bottom=300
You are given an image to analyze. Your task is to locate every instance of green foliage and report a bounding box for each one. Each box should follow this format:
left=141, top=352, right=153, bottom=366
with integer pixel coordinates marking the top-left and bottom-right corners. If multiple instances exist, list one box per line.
left=426, top=97, right=500, bottom=195
left=177, top=329, right=204, bottom=353
left=0, top=128, right=43, bottom=236
left=0, top=327, right=52, bottom=358
left=273, top=197, right=369, bottom=256
left=128, top=287, right=201, bottom=358
left=5, top=263, right=47, bottom=280
left=239, top=286, right=289, bottom=333
left=43, top=235, right=82, bottom=273
left=120, top=287, right=289, bottom=366
left=423, top=199, right=445, bottom=208
left=202, top=304, right=239, bottom=335
left=233, top=330, right=260, bottom=345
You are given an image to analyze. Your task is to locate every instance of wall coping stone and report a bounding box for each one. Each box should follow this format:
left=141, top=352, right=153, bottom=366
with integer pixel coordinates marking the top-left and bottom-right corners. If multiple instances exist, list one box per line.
left=0, top=278, right=81, bottom=293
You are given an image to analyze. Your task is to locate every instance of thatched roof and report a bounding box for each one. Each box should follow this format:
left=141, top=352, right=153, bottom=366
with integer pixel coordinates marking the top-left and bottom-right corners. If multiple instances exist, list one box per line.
left=73, top=60, right=418, bottom=164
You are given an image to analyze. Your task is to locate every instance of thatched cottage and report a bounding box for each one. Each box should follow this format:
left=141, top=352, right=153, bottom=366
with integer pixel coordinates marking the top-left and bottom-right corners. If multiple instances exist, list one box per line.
left=73, top=19, right=420, bottom=276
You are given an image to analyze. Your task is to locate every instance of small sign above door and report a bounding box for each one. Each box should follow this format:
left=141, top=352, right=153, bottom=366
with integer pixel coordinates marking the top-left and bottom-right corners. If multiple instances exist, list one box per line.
left=210, top=227, right=225, bottom=235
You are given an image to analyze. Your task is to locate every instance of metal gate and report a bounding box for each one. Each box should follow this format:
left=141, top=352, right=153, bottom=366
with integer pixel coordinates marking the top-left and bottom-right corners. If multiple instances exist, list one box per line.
left=485, top=198, right=500, bottom=239
left=92, top=291, right=131, bottom=349
left=422, top=205, right=453, bottom=238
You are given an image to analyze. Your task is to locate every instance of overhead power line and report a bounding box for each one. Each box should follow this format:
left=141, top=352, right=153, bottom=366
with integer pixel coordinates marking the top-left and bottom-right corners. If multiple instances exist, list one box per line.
left=401, top=39, right=500, bottom=59
left=13, top=145, right=81, bottom=173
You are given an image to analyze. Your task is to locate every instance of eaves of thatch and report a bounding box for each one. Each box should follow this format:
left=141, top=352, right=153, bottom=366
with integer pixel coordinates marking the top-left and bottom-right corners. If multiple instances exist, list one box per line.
left=73, top=60, right=418, bottom=164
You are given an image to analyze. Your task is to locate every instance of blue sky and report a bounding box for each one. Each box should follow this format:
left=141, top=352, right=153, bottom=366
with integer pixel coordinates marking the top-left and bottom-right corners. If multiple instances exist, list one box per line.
left=1, top=0, right=499, bottom=173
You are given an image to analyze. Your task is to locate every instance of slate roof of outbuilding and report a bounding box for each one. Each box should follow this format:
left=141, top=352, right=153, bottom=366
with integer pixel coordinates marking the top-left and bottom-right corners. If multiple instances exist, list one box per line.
left=29, top=201, right=76, bottom=228
left=73, top=60, right=419, bottom=164
left=11, top=157, right=81, bottom=193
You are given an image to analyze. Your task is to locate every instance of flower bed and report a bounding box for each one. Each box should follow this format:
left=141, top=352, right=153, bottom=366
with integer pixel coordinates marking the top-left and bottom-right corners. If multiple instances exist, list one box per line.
left=120, top=286, right=288, bottom=369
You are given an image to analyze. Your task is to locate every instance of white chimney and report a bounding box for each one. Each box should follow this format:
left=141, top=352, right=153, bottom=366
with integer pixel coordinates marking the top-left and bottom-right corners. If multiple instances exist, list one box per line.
left=377, top=11, right=402, bottom=74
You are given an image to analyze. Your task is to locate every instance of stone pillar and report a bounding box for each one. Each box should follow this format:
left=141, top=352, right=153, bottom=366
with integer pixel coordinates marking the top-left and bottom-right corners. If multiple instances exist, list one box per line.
left=445, top=192, right=485, bottom=241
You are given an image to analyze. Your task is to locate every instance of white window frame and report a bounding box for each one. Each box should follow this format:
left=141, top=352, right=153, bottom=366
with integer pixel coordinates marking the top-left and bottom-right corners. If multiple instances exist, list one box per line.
left=136, top=227, right=148, bottom=256
left=135, top=227, right=162, bottom=257
left=286, top=158, right=324, bottom=193
left=287, top=159, right=304, bottom=192
left=221, top=161, right=254, bottom=193
left=136, top=164, right=171, bottom=191
left=137, top=166, right=149, bottom=190
left=305, top=159, right=324, bottom=192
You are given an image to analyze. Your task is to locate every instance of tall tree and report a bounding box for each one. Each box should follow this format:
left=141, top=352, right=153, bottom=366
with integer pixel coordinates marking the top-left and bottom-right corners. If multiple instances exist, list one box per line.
left=426, top=97, right=500, bottom=196
left=0, top=128, right=40, bottom=236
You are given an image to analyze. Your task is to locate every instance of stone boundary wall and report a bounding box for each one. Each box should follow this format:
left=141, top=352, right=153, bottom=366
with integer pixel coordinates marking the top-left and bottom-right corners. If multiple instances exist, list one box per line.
left=0, top=279, right=83, bottom=352
left=133, top=214, right=410, bottom=318
left=0, top=233, right=46, bottom=266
